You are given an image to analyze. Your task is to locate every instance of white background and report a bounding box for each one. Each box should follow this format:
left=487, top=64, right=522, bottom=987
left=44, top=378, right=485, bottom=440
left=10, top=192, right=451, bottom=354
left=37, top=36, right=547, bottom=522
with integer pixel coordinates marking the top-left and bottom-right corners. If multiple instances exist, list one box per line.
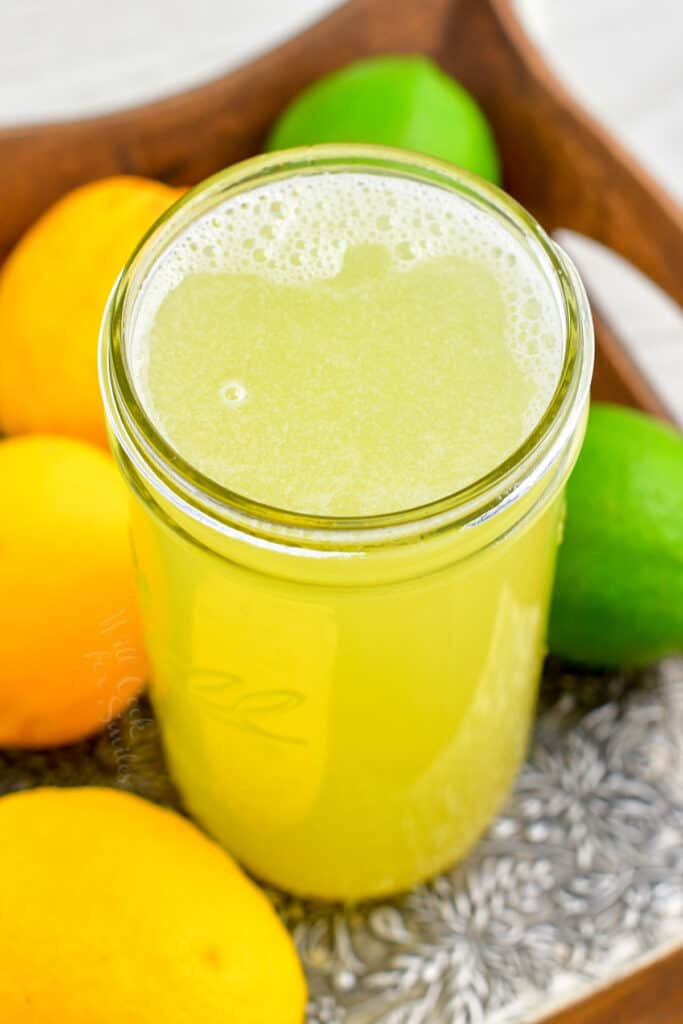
left=3, top=0, right=682, bottom=420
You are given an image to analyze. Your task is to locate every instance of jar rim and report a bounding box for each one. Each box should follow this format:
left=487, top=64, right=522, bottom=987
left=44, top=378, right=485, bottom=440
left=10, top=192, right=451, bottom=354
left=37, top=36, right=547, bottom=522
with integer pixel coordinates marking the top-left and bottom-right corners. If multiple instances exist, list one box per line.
left=99, top=144, right=594, bottom=551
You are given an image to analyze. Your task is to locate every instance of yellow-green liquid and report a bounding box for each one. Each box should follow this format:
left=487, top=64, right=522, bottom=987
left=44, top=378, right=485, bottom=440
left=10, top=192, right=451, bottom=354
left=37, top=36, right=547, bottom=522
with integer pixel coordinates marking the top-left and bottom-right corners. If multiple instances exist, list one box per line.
left=128, top=172, right=566, bottom=899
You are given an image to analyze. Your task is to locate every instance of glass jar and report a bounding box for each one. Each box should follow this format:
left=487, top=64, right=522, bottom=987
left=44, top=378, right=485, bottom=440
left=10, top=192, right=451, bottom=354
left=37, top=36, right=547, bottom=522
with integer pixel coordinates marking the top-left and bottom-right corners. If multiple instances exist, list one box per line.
left=100, top=146, right=593, bottom=900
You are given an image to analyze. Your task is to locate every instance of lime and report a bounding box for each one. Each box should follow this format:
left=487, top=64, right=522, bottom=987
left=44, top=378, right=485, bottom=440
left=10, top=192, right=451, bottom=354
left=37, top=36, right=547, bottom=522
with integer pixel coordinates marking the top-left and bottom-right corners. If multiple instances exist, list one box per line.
left=549, top=403, right=683, bottom=667
left=266, top=55, right=501, bottom=183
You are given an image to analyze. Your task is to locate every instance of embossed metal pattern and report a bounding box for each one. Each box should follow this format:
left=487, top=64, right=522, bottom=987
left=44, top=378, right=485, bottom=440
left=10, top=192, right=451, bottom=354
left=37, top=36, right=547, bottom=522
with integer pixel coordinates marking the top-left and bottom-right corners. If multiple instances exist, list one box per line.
left=2, top=658, right=682, bottom=1023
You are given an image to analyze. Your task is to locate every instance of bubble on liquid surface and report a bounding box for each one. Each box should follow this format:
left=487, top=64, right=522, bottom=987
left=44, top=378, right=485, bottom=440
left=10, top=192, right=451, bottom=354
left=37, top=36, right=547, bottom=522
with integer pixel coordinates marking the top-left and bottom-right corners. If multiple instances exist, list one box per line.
left=219, top=380, right=247, bottom=407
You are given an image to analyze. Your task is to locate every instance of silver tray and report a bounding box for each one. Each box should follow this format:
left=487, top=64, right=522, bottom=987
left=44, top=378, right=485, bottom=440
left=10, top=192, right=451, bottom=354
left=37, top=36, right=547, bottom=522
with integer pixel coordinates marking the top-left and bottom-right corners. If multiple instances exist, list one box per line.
left=2, top=657, right=682, bottom=1023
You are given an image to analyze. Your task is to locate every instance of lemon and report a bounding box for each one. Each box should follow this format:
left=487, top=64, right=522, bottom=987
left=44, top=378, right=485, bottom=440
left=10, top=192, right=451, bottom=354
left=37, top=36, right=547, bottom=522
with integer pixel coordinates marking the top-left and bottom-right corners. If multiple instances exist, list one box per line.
left=0, top=176, right=183, bottom=447
left=267, top=56, right=501, bottom=183
left=0, top=787, right=306, bottom=1023
left=0, top=435, right=147, bottom=746
left=549, top=403, right=683, bottom=667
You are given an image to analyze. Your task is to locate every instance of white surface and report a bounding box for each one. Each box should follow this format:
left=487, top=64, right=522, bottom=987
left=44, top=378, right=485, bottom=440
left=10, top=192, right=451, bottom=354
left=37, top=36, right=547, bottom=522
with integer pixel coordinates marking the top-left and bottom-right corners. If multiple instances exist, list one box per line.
left=3, top=0, right=682, bottom=419
left=2, top=0, right=329, bottom=124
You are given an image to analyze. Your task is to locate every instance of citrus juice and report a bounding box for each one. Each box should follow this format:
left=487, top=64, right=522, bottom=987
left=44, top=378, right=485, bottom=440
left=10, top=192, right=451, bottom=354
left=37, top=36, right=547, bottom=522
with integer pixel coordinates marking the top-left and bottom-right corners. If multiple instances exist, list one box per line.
left=102, top=149, right=592, bottom=900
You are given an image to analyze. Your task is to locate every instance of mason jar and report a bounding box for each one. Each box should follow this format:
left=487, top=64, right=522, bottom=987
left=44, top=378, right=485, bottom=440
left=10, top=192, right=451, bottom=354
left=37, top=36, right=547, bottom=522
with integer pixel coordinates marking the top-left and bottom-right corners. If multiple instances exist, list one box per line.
left=100, top=146, right=593, bottom=900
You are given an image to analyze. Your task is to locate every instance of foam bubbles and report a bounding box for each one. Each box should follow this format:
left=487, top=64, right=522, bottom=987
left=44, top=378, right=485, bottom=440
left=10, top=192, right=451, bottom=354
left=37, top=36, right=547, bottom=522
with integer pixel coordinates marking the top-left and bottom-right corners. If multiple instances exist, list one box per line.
left=131, top=172, right=564, bottom=437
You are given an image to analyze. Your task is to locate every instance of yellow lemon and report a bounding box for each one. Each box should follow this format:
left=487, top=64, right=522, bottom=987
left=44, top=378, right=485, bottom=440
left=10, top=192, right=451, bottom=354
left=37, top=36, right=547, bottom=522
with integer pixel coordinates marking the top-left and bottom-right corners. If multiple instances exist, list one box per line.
left=0, top=176, right=183, bottom=446
left=0, top=435, right=147, bottom=746
left=0, top=787, right=307, bottom=1023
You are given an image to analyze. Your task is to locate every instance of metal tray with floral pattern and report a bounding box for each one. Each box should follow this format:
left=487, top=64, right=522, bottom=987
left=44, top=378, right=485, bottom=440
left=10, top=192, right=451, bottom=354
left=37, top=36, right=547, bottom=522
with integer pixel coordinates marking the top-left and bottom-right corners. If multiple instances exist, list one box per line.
left=2, top=657, right=682, bottom=1024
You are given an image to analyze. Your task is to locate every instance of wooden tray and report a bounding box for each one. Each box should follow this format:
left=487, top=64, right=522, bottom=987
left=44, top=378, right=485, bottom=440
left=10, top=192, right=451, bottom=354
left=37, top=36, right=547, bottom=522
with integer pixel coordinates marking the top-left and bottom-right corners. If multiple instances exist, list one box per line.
left=1, top=2, right=682, bottom=1020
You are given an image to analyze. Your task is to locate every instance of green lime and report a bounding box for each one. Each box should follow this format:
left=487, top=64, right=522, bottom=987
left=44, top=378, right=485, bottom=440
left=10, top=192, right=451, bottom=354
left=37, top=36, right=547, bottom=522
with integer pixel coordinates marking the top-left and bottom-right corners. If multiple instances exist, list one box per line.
left=266, top=56, right=501, bottom=184
left=549, top=403, right=683, bottom=668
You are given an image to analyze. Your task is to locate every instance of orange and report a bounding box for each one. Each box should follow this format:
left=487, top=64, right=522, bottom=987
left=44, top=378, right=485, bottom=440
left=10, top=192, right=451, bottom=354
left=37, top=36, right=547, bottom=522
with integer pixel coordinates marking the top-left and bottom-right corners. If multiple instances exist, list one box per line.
left=0, top=435, right=147, bottom=746
left=0, top=175, right=183, bottom=447
left=0, top=787, right=307, bottom=1023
